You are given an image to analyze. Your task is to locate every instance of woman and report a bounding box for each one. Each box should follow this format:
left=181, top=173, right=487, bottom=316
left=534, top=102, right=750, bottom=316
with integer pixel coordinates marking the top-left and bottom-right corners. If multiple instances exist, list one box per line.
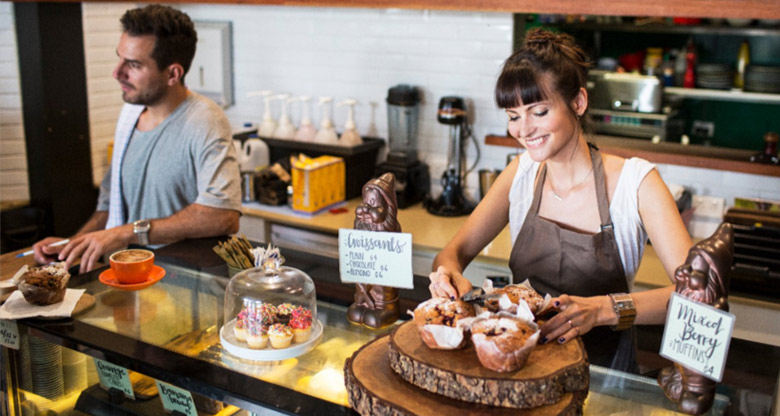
left=428, top=29, right=692, bottom=373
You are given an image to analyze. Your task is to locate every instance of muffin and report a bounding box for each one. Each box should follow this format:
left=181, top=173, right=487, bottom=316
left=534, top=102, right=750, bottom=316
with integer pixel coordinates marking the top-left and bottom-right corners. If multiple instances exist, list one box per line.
left=233, top=307, right=248, bottom=342
left=485, top=284, right=544, bottom=315
left=289, top=306, right=313, bottom=343
left=18, top=265, right=70, bottom=306
left=413, top=297, right=476, bottom=349
left=246, top=325, right=268, bottom=349
left=470, top=316, right=539, bottom=372
left=268, top=323, right=293, bottom=349
left=276, top=303, right=295, bottom=324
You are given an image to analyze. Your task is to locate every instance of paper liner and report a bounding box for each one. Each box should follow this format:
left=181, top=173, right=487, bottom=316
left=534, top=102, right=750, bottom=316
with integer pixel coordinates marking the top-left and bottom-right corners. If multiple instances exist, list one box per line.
left=469, top=311, right=541, bottom=373
left=480, top=279, right=552, bottom=317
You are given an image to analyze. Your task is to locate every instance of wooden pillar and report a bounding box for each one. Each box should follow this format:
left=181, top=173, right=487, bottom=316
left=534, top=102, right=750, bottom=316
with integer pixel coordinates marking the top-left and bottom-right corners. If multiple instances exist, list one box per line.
left=14, top=2, right=96, bottom=237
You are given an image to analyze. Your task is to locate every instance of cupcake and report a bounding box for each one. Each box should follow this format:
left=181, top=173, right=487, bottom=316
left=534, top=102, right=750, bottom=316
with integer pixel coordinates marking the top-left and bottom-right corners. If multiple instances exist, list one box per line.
left=234, top=308, right=248, bottom=342
left=276, top=303, right=295, bottom=324
left=289, top=306, right=313, bottom=343
left=268, top=323, right=293, bottom=349
left=246, top=324, right=268, bottom=349
left=258, top=302, right=278, bottom=323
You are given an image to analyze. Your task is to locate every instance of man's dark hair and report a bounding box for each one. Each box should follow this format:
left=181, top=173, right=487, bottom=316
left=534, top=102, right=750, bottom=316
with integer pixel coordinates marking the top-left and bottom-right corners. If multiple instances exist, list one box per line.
left=120, top=4, right=197, bottom=81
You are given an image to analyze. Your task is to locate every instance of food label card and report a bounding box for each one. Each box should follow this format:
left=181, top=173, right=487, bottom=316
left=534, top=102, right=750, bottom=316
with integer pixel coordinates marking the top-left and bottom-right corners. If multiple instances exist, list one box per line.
left=0, top=320, right=19, bottom=350
left=338, top=229, right=413, bottom=289
left=660, top=292, right=735, bottom=382
left=155, top=380, right=197, bottom=416
left=94, top=358, right=135, bottom=399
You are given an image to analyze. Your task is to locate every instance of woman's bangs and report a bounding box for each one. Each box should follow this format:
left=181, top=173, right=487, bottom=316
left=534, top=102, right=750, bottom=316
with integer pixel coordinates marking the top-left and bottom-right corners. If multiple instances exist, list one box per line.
left=495, top=64, right=547, bottom=109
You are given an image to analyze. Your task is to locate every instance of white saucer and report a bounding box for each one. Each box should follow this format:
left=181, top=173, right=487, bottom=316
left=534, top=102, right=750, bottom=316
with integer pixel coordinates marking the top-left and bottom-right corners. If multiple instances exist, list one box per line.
left=220, top=319, right=323, bottom=361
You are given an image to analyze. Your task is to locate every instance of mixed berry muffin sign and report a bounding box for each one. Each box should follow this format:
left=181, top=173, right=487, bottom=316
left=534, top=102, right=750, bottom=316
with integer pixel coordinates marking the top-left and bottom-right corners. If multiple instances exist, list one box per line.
left=233, top=301, right=313, bottom=350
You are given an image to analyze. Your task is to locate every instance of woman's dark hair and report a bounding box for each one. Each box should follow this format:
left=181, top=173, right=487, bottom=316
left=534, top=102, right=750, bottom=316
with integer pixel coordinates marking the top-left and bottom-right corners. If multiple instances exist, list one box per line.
left=120, top=4, right=197, bottom=82
left=495, top=29, right=590, bottom=118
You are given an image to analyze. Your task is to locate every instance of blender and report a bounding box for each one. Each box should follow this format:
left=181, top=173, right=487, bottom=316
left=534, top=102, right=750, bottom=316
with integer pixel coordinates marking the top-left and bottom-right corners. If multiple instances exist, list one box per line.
left=426, top=96, right=475, bottom=217
left=375, top=84, right=430, bottom=208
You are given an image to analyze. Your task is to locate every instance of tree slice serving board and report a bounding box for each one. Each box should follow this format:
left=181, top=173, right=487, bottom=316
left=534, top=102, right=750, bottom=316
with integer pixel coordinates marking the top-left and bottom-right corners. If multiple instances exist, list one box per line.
left=345, top=334, right=584, bottom=416
left=388, top=321, right=589, bottom=409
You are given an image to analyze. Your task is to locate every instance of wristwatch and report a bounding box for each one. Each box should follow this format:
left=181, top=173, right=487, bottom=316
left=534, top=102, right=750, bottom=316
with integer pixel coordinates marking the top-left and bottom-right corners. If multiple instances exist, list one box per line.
left=133, top=219, right=151, bottom=246
left=609, top=293, right=636, bottom=331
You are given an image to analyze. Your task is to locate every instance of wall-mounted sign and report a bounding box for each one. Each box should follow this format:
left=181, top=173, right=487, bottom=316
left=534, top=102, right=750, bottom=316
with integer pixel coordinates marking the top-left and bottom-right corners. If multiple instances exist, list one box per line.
left=94, top=358, right=135, bottom=399
left=660, top=292, right=735, bottom=382
left=338, top=229, right=413, bottom=289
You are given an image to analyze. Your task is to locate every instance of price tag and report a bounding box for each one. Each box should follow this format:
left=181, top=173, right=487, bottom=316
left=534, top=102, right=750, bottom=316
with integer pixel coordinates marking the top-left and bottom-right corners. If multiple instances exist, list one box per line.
left=659, top=292, right=735, bottom=382
left=338, top=229, right=413, bottom=289
left=0, top=320, right=19, bottom=350
left=94, top=358, right=135, bottom=399
left=155, top=380, right=197, bottom=416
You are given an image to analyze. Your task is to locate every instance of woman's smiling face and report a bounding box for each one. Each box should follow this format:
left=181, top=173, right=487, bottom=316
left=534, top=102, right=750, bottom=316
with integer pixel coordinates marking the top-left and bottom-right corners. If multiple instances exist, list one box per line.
left=505, top=84, right=583, bottom=163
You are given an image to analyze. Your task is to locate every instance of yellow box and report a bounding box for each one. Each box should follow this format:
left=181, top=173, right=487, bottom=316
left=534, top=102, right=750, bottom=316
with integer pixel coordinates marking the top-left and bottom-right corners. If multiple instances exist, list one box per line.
left=291, top=154, right=346, bottom=213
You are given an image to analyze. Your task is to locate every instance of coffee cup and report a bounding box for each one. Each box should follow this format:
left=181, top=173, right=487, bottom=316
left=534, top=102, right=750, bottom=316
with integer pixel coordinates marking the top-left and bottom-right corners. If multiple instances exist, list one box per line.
left=109, top=249, right=154, bottom=284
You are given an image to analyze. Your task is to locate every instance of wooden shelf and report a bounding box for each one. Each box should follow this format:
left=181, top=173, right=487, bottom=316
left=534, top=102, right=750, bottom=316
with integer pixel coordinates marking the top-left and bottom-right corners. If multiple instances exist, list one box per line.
left=9, top=0, right=780, bottom=20
left=485, top=134, right=780, bottom=177
left=665, top=87, right=780, bottom=104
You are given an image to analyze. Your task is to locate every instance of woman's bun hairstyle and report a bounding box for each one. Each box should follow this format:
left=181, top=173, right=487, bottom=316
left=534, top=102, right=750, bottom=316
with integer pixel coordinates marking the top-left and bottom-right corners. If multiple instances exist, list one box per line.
left=495, top=29, right=591, bottom=115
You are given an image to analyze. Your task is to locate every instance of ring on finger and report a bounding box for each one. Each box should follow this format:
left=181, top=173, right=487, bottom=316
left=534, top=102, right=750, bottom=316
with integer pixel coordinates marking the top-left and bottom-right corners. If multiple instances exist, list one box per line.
left=568, top=319, right=574, bottom=329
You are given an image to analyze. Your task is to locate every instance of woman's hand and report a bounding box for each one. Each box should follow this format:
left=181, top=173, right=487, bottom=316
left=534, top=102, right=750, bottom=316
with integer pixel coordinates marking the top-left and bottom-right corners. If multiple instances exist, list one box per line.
left=539, top=294, right=612, bottom=344
left=428, top=266, right=472, bottom=299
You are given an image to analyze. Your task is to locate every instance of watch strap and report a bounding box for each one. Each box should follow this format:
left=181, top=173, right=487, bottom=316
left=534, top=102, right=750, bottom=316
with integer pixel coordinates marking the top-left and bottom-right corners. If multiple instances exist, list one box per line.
left=609, top=293, right=636, bottom=331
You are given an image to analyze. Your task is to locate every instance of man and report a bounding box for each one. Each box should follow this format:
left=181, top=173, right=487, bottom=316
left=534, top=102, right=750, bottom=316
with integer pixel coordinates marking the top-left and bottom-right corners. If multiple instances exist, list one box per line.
left=33, top=5, right=241, bottom=273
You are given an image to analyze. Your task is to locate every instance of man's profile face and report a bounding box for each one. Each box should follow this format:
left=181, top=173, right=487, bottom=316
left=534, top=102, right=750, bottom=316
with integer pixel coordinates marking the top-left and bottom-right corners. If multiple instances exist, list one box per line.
left=112, top=32, right=168, bottom=105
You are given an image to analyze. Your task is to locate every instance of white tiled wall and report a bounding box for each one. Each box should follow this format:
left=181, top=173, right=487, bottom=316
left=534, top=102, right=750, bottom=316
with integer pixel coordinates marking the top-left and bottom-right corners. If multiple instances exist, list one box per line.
left=2, top=2, right=778, bottom=216
left=0, top=2, right=28, bottom=203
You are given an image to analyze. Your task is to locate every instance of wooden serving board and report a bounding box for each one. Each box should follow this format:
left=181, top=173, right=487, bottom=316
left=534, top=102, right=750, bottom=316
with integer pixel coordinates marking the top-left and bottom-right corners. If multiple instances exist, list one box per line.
left=345, top=334, right=584, bottom=416
left=388, top=321, right=589, bottom=409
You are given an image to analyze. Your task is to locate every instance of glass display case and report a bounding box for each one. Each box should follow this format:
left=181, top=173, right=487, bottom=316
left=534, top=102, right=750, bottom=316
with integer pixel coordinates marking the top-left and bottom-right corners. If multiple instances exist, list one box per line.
left=0, top=242, right=771, bottom=415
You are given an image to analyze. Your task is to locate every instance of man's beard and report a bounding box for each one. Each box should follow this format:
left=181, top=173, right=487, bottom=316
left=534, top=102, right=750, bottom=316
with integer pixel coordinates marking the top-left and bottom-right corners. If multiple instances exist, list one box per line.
left=355, top=218, right=384, bottom=231
left=121, top=80, right=167, bottom=106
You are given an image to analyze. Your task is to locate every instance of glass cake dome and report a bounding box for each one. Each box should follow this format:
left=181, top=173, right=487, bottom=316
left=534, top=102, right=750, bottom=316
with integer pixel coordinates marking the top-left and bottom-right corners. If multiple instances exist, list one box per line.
left=220, top=246, right=320, bottom=360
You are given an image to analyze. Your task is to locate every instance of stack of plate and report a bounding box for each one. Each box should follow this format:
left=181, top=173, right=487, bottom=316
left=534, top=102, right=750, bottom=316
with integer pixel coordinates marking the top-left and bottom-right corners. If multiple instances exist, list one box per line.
left=28, top=336, right=64, bottom=400
left=696, top=63, right=734, bottom=90
left=18, top=331, right=33, bottom=392
left=744, top=65, right=780, bottom=93
left=62, top=348, right=88, bottom=395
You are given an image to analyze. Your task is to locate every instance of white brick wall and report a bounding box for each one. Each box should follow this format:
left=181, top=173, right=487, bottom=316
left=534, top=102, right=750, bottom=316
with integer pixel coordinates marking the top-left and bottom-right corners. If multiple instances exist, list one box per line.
left=3, top=3, right=778, bottom=212
left=0, top=2, right=29, bottom=204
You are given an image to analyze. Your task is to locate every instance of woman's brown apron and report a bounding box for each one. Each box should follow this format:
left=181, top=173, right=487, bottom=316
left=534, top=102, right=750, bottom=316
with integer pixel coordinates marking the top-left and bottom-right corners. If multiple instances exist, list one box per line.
left=509, top=144, right=638, bottom=373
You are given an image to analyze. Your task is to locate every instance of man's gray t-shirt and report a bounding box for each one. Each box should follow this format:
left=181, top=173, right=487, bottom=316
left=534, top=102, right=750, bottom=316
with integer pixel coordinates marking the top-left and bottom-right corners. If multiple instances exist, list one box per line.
left=97, top=92, right=241, bottom=222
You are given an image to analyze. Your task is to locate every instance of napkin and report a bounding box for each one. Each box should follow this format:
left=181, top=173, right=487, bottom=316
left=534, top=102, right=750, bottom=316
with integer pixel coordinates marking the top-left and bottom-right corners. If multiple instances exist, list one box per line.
left=0, top=289, right=85, bottom=320
left=0, top=265, right=28, bottom=289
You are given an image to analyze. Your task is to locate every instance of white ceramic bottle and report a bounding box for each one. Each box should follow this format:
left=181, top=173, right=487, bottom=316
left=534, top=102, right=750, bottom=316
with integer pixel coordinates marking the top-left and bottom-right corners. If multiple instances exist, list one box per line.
left=247, top=90, right=277, bottom=138
left=337, top=99, right=362, bottom=146
left=314, top=96, right=339, bottom=144
left=292, top=96, right=317, bottom=142
left=272, top=94, right=296, bottom=140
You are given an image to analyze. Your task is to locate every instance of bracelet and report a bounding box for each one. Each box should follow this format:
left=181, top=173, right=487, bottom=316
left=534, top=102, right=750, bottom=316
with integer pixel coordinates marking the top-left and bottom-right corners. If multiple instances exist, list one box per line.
left=609, top=293, right=636, bottom=331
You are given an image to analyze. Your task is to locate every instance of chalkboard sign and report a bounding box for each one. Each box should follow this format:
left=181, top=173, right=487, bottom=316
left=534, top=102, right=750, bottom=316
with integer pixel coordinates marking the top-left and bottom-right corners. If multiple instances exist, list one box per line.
left=94, top=358, right=135, bottom=399
left=660, top=292, right=735, bottom=382
left=0, top=320, right=19, bottom=350
left=155, top=380, right=197, bottom=416
left=338, top=229, right=413, bottom=289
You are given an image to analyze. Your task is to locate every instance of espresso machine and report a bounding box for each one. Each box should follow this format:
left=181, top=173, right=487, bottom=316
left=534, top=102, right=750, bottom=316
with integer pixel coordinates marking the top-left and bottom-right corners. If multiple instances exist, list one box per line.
left=426, top=96, right=475, bottom=217
left=375, top=85, right=430, bottom=208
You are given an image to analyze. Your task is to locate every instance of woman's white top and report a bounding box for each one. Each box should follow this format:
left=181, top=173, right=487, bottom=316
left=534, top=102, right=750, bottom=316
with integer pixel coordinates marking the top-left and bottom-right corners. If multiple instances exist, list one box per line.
left=508, top=152, right=656, bottom=290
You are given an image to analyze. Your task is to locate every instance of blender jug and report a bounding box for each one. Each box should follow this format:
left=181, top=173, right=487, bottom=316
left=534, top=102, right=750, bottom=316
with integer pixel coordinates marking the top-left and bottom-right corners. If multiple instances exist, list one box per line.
left=386, top=85, right=420, bottom=165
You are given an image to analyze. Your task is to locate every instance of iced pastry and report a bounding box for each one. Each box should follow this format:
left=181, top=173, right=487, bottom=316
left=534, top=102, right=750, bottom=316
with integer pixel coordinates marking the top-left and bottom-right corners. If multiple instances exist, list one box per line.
left=18, top=265, right=70, bottom=306
left=234, top=307, right=248, bottom=342
left=268, top=323, right=293, bottom=349
left=276, top=303, right=295, bottom=324
left=470, top=316, right=539, bottom=372
left=246, top=325, right=268, bottom=349
left=290, top=306, right=313, bottom=343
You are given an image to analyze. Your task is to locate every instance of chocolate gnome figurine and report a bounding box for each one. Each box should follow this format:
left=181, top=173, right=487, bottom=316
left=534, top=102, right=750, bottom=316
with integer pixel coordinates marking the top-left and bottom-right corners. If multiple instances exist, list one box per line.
left=658, top=222, right=734, bottom=415
left=347, top=173, right=401, bottom=328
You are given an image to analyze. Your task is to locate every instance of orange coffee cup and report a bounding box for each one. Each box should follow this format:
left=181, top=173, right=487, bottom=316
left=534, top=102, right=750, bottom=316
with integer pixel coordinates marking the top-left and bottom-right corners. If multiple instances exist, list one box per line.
left=109, top=249, right=154, bottom=284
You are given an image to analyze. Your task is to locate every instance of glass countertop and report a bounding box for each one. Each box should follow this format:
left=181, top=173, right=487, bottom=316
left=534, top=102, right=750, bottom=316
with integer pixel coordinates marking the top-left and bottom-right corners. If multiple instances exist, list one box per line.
left=25, top=258, right=730, bottom=415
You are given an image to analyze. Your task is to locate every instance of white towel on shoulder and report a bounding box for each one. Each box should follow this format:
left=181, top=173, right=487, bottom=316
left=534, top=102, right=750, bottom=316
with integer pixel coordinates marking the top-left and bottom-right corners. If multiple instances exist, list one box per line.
left=106, top=104, right=145, bottom=229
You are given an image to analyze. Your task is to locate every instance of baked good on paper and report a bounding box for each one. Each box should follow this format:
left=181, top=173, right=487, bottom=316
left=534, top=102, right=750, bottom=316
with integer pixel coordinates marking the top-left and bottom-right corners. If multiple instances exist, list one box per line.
left=18, top=265, right=70, bottom=306
left=485, top=284, right=544, bottom=315
left=276, top=303, right=295, bottom=324
left=412, top=297, right=475, bottom=349
left=289, top=306, right=313, bottom=343
left=234, top=307, right=249, bottom=342
left=470, top=315, right=539, bottom=372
